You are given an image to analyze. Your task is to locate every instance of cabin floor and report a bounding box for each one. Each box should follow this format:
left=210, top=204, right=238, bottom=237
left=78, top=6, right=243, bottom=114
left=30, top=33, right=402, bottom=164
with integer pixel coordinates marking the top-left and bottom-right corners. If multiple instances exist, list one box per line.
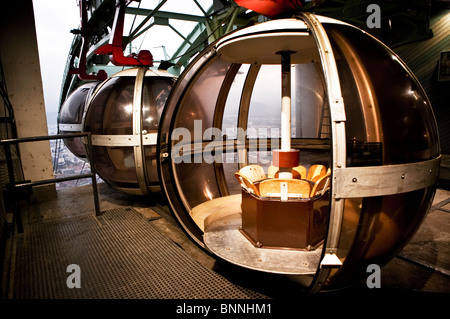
left=1, top=180, right=449, bottom=312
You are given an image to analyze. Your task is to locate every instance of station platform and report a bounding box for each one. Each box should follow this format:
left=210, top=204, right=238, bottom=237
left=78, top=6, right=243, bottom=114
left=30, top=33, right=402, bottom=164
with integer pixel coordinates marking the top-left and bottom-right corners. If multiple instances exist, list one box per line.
left=1, top=181, right=449, bottom=304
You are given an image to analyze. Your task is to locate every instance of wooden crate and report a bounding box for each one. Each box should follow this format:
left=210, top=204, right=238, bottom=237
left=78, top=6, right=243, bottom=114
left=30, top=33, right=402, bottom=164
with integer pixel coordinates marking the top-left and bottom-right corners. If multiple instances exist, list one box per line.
left=240, top=189, right=329, bottom=250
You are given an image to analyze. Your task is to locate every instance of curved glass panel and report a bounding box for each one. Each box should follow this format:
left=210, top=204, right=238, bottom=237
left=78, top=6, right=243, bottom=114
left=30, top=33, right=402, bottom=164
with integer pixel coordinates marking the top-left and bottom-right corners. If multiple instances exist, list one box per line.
left=60, top=83, right=97, bottom=124
left=174, top=58, right=231, bottom=137
left=293, top=63, right=327, bottom=139
left=320, top=22, right=440, bottom=290
left=60, top=82, right=99, bottom=158
left=327, top=187, right=436, bottom=289
left=85, top=76, right=135, bottom=135
left=247, top=65, right=282, bottom=137
left=62, top=137, right=86, bottom=159
left=84, top=76, right=136, bottom=189
left=142, top=77, right=174, bottom=133
left=325, top=23, right=439, bottom=165
left=142, top=77, right=175, bottom=187
left=172, top=57, right=233, bottom=208
left=92, top=146, right=139, bottom=189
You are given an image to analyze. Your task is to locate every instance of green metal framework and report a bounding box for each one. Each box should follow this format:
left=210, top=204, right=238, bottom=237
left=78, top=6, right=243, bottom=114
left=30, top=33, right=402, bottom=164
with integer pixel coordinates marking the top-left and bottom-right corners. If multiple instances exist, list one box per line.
left=59, top=0, right=435, bottom=114
left=59, top=0, right=259, bottom=110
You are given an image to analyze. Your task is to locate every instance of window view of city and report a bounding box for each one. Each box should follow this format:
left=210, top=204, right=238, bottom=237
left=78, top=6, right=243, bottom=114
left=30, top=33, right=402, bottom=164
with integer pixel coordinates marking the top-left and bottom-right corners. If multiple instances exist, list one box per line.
left=48, top=124, right=102, bottom=189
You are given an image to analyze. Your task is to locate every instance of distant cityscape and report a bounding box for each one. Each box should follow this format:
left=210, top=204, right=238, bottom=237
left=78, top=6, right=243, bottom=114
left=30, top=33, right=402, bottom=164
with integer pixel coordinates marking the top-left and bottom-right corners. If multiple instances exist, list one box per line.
left=47, top=124, right=100, bottom=189
left=47, top=112, right=300, bottom=189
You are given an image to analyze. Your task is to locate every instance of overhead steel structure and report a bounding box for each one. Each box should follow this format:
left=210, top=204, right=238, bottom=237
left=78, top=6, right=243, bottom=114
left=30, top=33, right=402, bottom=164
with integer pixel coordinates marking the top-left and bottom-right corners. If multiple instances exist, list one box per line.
left=59, top=0, right=259, bottom=109
left=59, top=0, right=435, bottom=109
left=58, top=0, right=259, bottom=195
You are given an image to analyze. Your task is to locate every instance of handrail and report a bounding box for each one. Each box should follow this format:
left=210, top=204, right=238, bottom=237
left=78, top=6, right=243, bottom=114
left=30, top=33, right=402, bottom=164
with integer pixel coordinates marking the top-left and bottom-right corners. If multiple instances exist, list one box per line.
left=0, top=132, right=101, bottom=233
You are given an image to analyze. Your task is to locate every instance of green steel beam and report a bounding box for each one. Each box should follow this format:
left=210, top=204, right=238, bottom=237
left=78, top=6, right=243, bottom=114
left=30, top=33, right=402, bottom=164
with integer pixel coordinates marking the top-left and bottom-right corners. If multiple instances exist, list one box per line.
left=125, top=8, right=207, bottom=23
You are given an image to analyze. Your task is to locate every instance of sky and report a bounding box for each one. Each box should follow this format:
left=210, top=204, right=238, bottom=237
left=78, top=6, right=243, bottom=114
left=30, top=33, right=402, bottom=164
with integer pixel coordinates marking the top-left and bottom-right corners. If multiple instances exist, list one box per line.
left=32, top=0, right=80, bottom=120
left=32, top=0, right=212, bottom=122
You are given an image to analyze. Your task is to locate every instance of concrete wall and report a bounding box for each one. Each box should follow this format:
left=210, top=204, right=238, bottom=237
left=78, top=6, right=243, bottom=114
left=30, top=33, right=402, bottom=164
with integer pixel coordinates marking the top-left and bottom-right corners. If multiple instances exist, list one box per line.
left=0, top=1, right=55, bottom=195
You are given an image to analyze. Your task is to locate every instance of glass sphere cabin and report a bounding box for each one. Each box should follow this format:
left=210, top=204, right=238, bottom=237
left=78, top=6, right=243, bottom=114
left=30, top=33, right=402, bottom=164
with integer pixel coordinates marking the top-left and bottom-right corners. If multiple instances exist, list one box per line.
left=83, top=68, right=175, bottom=195
left=59, top=81, right=100, bottom=159
left=157, top=14, right=440, bottom=292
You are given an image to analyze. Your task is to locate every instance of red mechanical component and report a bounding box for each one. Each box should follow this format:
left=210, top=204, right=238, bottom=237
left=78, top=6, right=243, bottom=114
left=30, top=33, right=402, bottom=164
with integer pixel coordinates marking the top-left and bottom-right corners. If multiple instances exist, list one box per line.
left=235, top=0, right=303, bottom=19
left=95, top=0, right=153, bottom=66
left=69, top=0, right=108, bottom=81
left=272, top=149, right=300, bottom=168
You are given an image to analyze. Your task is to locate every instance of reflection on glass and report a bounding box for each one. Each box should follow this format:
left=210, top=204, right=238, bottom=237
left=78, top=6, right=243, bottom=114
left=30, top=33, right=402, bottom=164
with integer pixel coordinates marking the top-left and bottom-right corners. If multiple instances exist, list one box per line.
left=142, top=77, right=173, bottom=132
left=84, top=76, right=135, bottom=135
left=60, top=83, right=98, bottom=124
left=60, top=82, right=100, bottom=158
left=174, top=57, right=232, bottom=135
left=93, top=146, right=139, bottom=189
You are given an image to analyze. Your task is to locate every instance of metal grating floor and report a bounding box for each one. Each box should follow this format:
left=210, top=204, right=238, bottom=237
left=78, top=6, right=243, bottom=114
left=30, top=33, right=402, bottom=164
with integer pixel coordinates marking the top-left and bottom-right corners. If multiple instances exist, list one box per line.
left=12, top=207, right=269, bottom=299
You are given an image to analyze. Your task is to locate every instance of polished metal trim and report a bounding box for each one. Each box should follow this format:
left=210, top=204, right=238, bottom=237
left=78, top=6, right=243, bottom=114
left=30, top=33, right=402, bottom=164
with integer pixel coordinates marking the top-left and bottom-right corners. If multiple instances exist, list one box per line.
left=90, top=134, right=140, bottom=146
left=333, top=157, right=441, bottom=199
left=298, top=12, right=347, bottom=294
left=320, top=253, right=343, bottom=268
left=133, top=67, right=149, bottom=195
left=142, top=133, right=158, bottom=146
left=58, top=124, right=83, bottom=132
left=89, top=133, right=158, bottom=147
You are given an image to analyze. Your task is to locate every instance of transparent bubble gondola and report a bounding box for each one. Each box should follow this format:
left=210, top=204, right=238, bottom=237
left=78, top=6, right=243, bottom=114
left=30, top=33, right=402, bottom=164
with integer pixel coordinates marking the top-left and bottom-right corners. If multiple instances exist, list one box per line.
left=157, top=13, right=440, bottom=292
left=59, top=81, right=100, bottom=159
left=83, top=67, right=175, bottom=195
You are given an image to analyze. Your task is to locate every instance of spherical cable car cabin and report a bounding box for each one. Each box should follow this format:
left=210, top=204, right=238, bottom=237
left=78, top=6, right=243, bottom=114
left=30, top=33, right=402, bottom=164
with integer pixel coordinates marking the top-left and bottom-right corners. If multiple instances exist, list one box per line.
left=83, top=67, right=176, bottom=195
left=58, top=81, right=100, bottom=159
left=157, top=14, right=440, bottom=293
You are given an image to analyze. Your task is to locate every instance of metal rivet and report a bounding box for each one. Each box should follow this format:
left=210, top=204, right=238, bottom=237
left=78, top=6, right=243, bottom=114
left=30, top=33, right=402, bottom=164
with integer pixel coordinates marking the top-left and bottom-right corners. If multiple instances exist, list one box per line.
left=352, top=177, right=357, bottom=183
left=401, top=174, right=405, bottom=179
